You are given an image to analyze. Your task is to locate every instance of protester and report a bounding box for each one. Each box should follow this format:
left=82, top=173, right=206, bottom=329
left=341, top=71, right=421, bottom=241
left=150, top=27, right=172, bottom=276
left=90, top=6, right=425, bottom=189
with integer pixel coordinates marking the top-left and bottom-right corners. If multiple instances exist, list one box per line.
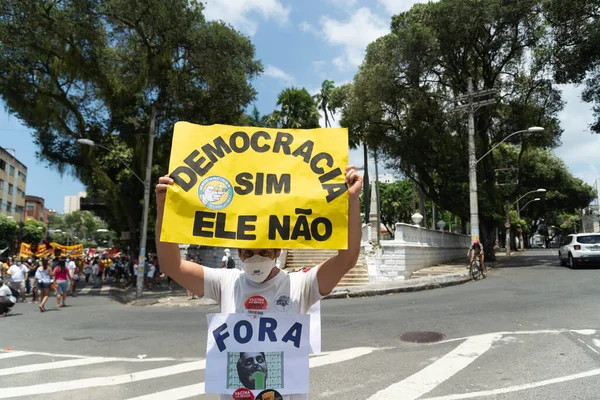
left=92, top=257, right=100, bottom=288
left=155, top=165, right=362, bottom=400
left=221, top=249, right=236, bottom=269
left=0, top=279, right=16, bottom=317
left=146, top=261, right=156, bottom=290
left=7, top=258, right=28, bottom=303
left=53, top=259, right=71, bottom=308
left=28, top=259, right=39, bottom=303
left=83, top=259, right=92, bottom=284
left=34, top=259, right=52, bottom=312
left=67, top=257, right=79, bottom=296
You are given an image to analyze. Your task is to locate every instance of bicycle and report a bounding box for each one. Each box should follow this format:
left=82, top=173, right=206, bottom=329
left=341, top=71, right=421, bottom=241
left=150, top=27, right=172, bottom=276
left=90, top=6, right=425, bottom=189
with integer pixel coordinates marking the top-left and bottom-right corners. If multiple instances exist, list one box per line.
left=469, top=258, right=484, bottom=280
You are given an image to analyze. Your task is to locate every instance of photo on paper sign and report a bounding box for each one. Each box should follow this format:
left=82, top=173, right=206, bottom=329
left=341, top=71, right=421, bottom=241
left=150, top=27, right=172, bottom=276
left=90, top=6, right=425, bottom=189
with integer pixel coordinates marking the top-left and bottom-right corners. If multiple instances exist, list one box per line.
left=227, top=351, right=284, bottom=390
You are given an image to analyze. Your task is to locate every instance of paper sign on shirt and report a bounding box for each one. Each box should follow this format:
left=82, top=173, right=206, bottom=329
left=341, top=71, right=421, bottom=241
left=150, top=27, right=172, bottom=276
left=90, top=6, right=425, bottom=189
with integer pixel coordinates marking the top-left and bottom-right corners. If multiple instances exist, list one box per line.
left=206, top=312, right=310, bottom=396
left=161, top=123, right=349, bottom=249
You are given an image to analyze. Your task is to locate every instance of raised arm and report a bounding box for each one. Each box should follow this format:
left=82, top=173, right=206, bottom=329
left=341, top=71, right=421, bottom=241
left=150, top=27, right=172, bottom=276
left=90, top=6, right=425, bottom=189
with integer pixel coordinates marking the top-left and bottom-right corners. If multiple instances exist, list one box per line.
left=155, top=175, right=206, bottom=297
left=316, top=165, right=363, bottom=296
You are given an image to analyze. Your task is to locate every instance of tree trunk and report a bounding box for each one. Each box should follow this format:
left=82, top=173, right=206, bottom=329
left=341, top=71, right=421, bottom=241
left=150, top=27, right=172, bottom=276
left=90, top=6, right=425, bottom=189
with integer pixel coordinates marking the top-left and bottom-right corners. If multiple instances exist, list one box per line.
left=362, top=142, right=370, bottom=224
left=480, top=218, right=497, bottom=262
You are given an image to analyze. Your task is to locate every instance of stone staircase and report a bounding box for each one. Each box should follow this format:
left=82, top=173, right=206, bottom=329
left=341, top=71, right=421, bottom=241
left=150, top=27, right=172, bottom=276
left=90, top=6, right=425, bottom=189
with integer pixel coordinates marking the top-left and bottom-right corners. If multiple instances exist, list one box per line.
left=283, top=249, right=370, bottom=287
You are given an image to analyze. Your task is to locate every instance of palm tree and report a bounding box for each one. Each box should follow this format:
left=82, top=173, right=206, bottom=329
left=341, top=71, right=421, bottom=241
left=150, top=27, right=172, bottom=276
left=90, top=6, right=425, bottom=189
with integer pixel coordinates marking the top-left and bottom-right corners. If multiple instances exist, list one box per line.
left=314, top=80, right=336, bottom=128
left=273, top=87, right=320, bottom=129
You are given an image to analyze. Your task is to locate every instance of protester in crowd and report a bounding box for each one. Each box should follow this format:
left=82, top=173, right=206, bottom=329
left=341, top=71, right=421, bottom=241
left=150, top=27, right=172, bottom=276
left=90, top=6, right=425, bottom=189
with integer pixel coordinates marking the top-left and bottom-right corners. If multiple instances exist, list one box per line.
left=92, top=257, right=100, bottom=288
left=7, top=258, right=28, bottom=303
left=0, top=279, right=16, bottom=317
left=146, top=261, right=156, bottom=290
left=34, top=259, right=52, bottom=312
left=67, top=257, right=79, bottom=296
left=53, top=259, right=71, bottom=308
left=28, top=259, right=39, bottom=303
left=83, top=259, right=92, bottom=284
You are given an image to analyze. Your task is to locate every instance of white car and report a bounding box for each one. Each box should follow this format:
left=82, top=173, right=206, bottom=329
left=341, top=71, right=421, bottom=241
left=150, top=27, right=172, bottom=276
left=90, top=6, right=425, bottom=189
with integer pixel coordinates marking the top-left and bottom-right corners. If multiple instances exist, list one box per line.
left=558, top=233, right=600, bottom=268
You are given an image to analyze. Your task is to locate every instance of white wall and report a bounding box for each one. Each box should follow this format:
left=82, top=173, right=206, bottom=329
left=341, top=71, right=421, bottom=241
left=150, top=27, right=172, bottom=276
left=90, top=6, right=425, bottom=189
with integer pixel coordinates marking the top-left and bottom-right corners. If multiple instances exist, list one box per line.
left=364, top=223, right=471, bottom=283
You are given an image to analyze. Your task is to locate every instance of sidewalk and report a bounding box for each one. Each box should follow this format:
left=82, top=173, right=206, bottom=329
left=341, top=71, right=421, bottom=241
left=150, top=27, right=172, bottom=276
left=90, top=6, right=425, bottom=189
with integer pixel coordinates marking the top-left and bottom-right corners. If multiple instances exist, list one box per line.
left=115, top=252, right=516, bottom=306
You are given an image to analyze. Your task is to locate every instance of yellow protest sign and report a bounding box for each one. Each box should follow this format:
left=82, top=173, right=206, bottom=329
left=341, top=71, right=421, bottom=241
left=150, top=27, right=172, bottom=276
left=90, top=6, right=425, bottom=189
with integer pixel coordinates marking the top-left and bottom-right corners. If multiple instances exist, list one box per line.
left=161, top=122, right=349, bottom=249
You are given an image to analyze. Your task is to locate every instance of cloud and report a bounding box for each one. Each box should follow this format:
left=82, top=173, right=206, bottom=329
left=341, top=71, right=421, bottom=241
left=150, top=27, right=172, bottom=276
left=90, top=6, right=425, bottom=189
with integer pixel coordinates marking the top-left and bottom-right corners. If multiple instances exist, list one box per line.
left=378, top=0, right=438, bottom=15
left=554, top=84, right=600, bottom=185
left=298, top=21, right=312, bottom=32
left=263, top=65, right=295, bottom=84
left=203, top=0, right=290, bottom=36
left=320, top=7, right=389, bottom=70
left=328, top=0, right=358, bottom=8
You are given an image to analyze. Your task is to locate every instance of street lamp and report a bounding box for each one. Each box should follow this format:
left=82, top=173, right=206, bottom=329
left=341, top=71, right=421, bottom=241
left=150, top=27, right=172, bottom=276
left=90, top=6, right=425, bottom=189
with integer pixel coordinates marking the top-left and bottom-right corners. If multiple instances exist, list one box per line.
left=77, top=105, right=155, bottom=298
left=468, top=126, right=544, bottom=248
left=505, top=195, right=542, bottom=256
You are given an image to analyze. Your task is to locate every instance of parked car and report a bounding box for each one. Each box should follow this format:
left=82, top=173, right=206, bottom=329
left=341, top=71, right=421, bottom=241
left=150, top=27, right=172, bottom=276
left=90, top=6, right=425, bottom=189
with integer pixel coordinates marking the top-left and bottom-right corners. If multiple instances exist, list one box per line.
left=558, top=233, right=600, bottom=268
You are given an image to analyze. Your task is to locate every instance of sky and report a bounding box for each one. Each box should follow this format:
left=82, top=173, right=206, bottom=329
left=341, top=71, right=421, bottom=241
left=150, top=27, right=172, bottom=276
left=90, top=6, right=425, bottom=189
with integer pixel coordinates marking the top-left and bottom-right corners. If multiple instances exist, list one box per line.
left=0, top=0, right=598, bottom=213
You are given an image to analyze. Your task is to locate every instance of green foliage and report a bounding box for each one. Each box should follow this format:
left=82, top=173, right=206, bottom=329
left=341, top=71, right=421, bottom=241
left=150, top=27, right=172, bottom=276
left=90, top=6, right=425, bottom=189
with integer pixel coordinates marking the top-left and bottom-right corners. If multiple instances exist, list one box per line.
left=544, top=0, right=600, bottom=132
left=50, top=232, right=81, bottom=246
left=378, top=181, right=415, bottom=231
left=0, top=215, right=19, bottom=250
left=314, top=80, right=336, bottom=128
left=346, top=0, right=569, bottom=254
left=270, top=87, right=320, bottom=129
left=21, top=220, right=46, bottom=244
left=63, top=211, right=103, bottom=239
left=0, top=0, right=262, bottom=254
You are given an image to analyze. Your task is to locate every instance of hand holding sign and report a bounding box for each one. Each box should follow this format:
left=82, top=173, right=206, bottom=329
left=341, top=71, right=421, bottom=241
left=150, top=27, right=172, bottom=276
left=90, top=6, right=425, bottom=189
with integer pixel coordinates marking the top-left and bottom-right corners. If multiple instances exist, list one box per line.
left=345, top=165, right=362, bottom=199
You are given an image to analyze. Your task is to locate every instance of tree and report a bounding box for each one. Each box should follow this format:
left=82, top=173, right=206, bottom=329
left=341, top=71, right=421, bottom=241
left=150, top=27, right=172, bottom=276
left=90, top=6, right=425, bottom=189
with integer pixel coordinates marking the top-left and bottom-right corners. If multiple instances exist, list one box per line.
left=330, top=83, right=371, bottom=223
left=270, top=88, right=320, bottom=129
left=314, top=80, right=336, bottom=128
left=351, top=0, right=564, bottom=260
left=47, top=213, right=66, bottom=232
left=544, top=0, right=600, bottom=132
left=379, top=181, right=415, bottom=232
left=0, top=0, right=262, bottom=258
left=63, top=210, right=103, bottom=241
left=20, top=220, right=47, bottom=245
left=0, top=215, right=18, bottom=251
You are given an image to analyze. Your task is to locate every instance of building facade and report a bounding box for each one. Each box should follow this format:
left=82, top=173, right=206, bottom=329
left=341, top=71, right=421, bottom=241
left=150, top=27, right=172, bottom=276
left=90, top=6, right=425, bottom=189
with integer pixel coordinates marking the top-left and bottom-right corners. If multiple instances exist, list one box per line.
left=64, top=192, right=87, bottom=214
left=0, top=147, right=27, bottom=222
left=25, top=195, right=47, bottom=224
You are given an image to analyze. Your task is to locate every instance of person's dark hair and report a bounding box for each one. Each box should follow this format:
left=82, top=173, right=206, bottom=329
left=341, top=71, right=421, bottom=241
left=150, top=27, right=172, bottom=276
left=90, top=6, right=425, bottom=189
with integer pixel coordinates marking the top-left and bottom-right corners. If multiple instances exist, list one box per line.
left=58, top=259, right=66, bottom=273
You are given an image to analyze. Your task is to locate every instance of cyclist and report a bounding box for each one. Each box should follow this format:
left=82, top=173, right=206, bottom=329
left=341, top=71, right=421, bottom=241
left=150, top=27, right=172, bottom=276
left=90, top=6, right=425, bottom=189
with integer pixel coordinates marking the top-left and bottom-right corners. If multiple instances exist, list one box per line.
left=468, top=239, right=487, bottom=278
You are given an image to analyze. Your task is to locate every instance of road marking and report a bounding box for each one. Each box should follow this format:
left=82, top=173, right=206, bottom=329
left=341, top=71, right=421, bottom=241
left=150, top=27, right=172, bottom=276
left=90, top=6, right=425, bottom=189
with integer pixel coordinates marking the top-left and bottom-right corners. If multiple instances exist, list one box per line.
left=100, top=285, right=111, bottom=293
left=438, top=329, right=598, bottom=344
left=310, top=347, right=385, bottom=368
left=0, top=360, right=206, bottom=398
left=593, top=339, right=600, bottom=348
left=124, top=383, right=205, bottom=400
left=0, top=351, right=31, bottom=360
left=78, top=287, right=92, bottom=295
left=0, top=350, right=200, bottom=362
left=0, top=357, right=114, bottom=376
left=423, top=367, right=600, bottom=400
left=367, top=334, right=501, bottom=400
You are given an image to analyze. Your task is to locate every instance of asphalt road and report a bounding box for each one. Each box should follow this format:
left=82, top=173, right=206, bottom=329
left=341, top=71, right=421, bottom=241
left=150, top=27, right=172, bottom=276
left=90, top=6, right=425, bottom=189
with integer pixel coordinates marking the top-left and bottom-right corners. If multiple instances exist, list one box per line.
left=2, top=249, right=600, bottom=399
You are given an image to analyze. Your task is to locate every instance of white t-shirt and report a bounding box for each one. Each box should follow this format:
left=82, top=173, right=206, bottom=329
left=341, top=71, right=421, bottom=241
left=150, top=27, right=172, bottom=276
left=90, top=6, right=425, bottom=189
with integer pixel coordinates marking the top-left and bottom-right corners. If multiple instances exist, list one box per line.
left=35, top=268, right=51, bottom=284
left=7, top=265, right=26, bottom=282
left=68, top=261, right=79, bottom=278
left=0, top=284, right=16, bottom=304
left=92, top=263, right=99, bottom=275
left=221, top=255, right=228, bottom=266
left=203, top=266, right=323, bottom=400
left=147, top=265, right=156, bottom=278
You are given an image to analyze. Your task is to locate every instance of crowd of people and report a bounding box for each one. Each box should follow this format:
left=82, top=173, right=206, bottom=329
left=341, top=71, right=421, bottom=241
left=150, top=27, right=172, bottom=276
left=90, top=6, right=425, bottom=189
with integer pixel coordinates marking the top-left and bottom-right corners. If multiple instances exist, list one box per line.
left=0, top=253, right=164, bottom=317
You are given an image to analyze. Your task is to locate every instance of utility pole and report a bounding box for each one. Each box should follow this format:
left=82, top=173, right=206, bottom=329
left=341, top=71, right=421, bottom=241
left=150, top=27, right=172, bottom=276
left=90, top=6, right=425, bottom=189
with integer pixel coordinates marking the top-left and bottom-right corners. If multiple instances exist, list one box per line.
left=137, top=105, right=156, bottom=298
left=450, top=78, right=496, bottom=243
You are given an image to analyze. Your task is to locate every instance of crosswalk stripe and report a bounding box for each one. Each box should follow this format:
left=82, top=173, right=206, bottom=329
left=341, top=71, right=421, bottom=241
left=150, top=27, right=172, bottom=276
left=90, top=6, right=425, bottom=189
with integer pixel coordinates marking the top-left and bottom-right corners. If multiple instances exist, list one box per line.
left=0, top=351, right=31, bottom=360
left=78, top=287, right=92, bottom=295
left=100, top=285, right=111, bottom=293
left=310, top=347, right=383, bottom=368
left=0, top=357, right=112, bottom=376
left=367, top=334, right=501, bottom=400
left=0, top=360, right=207, bottom=398
left=124, top=383, right=206, bottom=400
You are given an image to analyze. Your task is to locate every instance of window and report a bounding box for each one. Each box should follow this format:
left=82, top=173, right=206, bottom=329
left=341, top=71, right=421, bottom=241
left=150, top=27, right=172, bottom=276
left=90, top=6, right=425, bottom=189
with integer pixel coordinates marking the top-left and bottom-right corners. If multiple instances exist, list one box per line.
left=6, top=202, right=11, bottom=212
left=8, top=184, right=13, bottom=195
left=15, top=205, right=23, bottom=214
left=17, top=189, right=25, bottom=198
left=18, top=171, right=26, bottom=182
left=577, top=235, right=600, bottom=244
left=0, top=159, right=5, bottom=171
left=8, top=165, right=14, bottom=176
left=27, top=203, right=34, bottom=212
left=0, top=179, right=3, bottom=190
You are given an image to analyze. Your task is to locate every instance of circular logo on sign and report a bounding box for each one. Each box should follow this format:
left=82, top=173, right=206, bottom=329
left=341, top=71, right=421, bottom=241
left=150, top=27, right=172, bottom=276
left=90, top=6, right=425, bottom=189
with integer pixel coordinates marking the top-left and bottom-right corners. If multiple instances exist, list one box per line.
left=197, top=176, right=233, bottom=210
left=233, top=388, right=255, bottom=400
left=256, top=389, right=283, bottom=400
left=274, top=295, right=291, bottom=312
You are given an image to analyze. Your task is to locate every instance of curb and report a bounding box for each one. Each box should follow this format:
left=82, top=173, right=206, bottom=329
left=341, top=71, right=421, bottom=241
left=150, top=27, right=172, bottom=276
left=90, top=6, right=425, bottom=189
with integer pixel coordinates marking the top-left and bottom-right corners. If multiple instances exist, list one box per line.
left=324, top=274, right=472, bottom=300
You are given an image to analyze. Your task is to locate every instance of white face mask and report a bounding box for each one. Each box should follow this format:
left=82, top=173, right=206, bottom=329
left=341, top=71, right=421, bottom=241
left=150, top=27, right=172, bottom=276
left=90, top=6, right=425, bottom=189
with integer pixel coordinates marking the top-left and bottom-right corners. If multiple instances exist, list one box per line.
left=16, top=262, right=21, bottom=266
left=242, top=255, right=276, bottom=283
